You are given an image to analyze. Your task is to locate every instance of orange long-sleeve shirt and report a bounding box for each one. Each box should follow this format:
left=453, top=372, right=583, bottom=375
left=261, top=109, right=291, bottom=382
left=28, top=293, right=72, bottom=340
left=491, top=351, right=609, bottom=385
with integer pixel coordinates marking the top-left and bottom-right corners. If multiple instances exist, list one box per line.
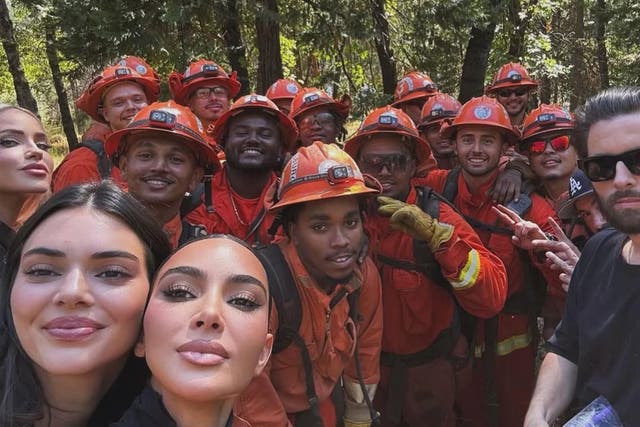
left=234, top=239, right=383, bottom=426
left=366, top=186, right=507, bottom=355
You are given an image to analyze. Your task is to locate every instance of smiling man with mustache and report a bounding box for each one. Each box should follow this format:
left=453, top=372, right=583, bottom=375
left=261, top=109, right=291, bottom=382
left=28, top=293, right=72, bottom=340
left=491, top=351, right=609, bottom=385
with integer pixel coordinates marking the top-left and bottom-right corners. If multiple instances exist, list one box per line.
left=184, top=94, right=299, bottom=244
left=105, top=101, right=220, bottom=248
left=525, top=87, right=640, bottom=427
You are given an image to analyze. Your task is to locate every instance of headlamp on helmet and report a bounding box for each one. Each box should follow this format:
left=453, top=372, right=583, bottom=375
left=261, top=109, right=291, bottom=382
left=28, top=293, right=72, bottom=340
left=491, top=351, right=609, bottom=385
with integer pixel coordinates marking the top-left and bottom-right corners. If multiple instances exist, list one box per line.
left=149, top=110, right=177, bottom=129
left=536, top=113, right=556, bottom=125
left=202, top=64, right=219, bottom=75
left=302, top=93, right=320, bottom=105
left=508, top=73, right=522, bottom=83
left=114, top=67, right=132, bottom=78
left=378, top=114, right=398, bottom=126
left=327, top=165, right=352, bottom=184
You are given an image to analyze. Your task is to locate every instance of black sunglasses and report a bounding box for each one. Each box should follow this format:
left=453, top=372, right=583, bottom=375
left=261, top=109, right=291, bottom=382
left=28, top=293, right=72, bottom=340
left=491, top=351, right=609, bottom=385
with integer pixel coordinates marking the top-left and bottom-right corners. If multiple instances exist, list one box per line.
left=580, top=148, right=640, bottom=182
left=359, top=153, right=411, bottom=174
left=498, top=88, right=527, bottom=97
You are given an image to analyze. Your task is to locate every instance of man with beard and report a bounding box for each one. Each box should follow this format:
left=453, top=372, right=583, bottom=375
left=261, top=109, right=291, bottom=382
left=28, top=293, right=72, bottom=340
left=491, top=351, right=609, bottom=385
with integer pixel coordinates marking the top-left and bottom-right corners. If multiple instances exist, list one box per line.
left=344, top=106, right=508, bottom=427
left=184, top=94, right=298, bottom=244
left=486, top=63, right=538, bottom=129
left=104, top=101, right=219, bottom=248
left=421, top=96, right=563, bottom=427
left=525, top=87, right=640, bottom=427
left=168, top=59, right=240, bottom=142
left=234, top=142, right=383, bottom=427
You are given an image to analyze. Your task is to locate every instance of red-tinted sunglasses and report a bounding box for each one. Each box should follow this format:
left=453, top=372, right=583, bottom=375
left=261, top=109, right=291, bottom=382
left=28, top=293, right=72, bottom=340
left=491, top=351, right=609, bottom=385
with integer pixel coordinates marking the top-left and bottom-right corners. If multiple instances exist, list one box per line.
left=526, top=135, right=571, bottom=154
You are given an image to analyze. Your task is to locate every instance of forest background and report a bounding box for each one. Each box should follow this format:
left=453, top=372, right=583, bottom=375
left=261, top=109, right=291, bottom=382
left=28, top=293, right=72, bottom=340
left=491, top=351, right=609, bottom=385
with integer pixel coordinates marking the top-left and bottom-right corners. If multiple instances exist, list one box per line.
left=0, top=0, right=634, bottom=160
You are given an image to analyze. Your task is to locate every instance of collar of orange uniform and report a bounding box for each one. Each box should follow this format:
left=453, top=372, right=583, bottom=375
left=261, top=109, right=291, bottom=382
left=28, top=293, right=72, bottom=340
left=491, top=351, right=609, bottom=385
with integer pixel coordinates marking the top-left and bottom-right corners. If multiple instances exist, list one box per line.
left=458, top=169, right=499, bottom=206
left=163, top=214, right=183, bottom=249
left=279, top=239, right=363, bottom=294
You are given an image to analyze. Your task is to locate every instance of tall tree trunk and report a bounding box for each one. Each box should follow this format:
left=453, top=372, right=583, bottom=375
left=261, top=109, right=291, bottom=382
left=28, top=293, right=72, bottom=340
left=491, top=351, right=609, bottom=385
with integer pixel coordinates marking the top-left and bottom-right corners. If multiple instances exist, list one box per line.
left=370, top=0, right=396, bottom=95
left=507, top=0, right=538, bottom=60
left=458, top=1, right=499, bottom=104
left=45, top=26, right=78, bottom=150
left=569, top=0, right=585, bottom=110
left=593, top=0, right=609, bottom=89
left=0, top=0, right=38, bottom=113
left=219, top=0, right=250, bottom=97
left=255, top=0, right=283, bottom=94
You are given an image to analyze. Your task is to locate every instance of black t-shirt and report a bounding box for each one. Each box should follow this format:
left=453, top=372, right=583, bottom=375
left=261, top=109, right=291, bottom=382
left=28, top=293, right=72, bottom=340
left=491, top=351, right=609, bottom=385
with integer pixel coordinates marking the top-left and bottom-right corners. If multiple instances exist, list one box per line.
left=547, top=227, right=640, bottom=426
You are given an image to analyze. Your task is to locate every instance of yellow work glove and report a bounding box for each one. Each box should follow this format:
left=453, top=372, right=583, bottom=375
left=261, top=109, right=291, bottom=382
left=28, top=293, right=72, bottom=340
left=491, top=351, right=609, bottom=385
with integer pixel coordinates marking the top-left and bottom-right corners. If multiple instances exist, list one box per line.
left=377, top=196, right=454, bottom=251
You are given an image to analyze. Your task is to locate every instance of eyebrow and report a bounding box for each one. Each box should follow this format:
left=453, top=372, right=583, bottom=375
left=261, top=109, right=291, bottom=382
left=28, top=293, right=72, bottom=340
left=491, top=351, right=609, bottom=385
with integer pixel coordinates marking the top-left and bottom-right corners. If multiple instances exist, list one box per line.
left=159, top=265, right=207, bottom=282
left=229, top=274, right=266, bottom=292
left=22, top=248, right=139, bottom=261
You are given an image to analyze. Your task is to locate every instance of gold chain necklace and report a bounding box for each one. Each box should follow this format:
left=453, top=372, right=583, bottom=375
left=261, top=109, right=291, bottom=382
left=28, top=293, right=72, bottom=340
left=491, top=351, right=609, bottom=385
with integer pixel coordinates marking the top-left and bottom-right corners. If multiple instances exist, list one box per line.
left=229, top=192, right=248, bottom=226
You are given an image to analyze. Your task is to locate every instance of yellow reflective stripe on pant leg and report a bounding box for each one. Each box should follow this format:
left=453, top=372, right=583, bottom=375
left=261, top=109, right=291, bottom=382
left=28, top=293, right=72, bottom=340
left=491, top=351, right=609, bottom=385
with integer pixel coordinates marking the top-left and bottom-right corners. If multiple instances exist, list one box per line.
left=496, top=331, right=532, bottom=356
left=473, top=331, right=532, bottom=358
left=451, top=249, right=481, bottom=290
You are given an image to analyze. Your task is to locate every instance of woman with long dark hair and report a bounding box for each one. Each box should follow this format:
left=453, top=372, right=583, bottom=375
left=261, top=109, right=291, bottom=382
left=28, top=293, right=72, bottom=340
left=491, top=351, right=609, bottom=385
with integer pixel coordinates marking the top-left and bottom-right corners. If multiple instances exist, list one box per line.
left=0, top=181, right=172, bottom=427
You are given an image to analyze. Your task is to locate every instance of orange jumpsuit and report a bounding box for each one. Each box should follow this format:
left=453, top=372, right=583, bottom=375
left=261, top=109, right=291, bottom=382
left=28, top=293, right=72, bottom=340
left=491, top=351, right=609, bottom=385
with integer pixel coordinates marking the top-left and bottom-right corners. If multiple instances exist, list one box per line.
left=234, top=239, right=383, bottom=426
left=366, top=186, right=507, bottom=427
left=184, top=166, right=276, bottom=244
left=52, top=128, right=124, bottom=192
left=418, top=169, right=564, bottom=427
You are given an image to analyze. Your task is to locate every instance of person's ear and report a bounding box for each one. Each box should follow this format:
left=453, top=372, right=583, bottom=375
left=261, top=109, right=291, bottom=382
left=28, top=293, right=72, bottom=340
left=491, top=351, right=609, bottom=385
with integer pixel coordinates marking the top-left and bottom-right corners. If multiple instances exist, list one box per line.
left=134, top=333, right=146, bottom=358
left=254, top=333, right=274, bottom=377
left=118, top=155, right=128, bottom=178
left=189, top=166, right=204, bottom=193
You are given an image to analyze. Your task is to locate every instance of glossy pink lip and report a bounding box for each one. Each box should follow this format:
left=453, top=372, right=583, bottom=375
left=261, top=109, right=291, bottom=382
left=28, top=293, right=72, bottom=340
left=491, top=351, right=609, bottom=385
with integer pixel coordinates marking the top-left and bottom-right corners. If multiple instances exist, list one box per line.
left=21, top=163, right=49, bottom=175
left=177, top=340, right=229, bottom=366
left=43, top=316, right=105, bottom=341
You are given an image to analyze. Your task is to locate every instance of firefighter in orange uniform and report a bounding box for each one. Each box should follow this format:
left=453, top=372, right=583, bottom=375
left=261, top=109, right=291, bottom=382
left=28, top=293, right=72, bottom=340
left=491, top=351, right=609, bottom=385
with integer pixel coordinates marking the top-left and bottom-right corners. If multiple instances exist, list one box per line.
left=168, top=59, right=241, bottom=137
left=417, top=96, right=563, bottom=427
left=53, top=57, right=160, bottom=191
left=104, top=101, right=220, bottom=249
left=344, top=106, right=507, bottom=427
left=485, top=63, right=538, bottom=128
left=391, top=71, right=439, bottom=125
left=289, top=87, right=351, bottom=147
left=417, top=93, right=462, bottom=170
left=266, top=78, right=303, bottom=116
left=184, top=94, right=298, bottom=244
left=234, top=142, right=383, bottom=427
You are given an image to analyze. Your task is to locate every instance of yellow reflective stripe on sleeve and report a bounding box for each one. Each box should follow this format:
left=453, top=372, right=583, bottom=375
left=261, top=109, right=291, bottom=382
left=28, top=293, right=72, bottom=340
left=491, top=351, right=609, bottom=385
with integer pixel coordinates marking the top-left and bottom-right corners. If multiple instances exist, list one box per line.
left=450, top=249, right=481, bottom=290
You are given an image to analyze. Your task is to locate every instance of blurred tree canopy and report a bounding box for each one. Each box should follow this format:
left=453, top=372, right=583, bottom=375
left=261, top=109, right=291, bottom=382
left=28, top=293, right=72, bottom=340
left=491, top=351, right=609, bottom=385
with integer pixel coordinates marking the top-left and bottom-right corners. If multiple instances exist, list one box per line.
left=0, top=0, right=635, bottom=142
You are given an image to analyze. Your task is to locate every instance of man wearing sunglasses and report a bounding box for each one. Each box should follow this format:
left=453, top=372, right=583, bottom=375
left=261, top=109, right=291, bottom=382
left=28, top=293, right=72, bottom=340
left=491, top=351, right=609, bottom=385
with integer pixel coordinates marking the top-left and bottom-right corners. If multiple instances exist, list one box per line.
left=344, top=106, right=508, bottom=427
left=486, top=63, right=539, bottom=128
left=526, top=87, right=640, bottom=427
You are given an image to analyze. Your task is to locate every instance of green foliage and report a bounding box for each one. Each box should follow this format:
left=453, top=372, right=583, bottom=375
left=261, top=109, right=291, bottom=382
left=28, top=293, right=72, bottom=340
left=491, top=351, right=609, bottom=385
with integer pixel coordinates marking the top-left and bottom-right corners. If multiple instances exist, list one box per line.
left=0, top=0, right=637, bottom=131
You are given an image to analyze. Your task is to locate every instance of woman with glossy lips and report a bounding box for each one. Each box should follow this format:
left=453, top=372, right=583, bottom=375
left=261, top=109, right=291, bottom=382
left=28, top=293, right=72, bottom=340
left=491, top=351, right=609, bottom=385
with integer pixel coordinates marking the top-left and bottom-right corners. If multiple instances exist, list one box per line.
left=113, top=235, right=273, bottom=427
left=0, top=182, right=172, bottom=427
left=0, top=104, right=53, bottom=267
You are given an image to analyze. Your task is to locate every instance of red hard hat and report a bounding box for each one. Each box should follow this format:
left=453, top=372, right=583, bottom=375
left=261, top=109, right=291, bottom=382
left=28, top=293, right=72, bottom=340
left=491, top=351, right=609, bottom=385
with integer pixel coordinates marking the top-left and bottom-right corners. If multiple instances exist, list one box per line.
left=418, top=93, right=462, bottom=129
left=168, top=59, right=241, bottom=105
left=212, top=93, right=299, bottom=153
left=521, top=104, right=575, bottom=142
left=486, top=62, right=538, bottom=94
left=115, top=55, right=160, bottom=86
left=391, top=71, right=439, bottom=107
left=76, top=65, right=160, bottom=123
left=105, top=100, right=221, bottom=170
left=266, top=78, right=302, bottom=101
left=440, top=96, right=519, bottom=143
left=289, top=87, right=351, bottom=122
left=344, top=105, right=433, bottom=169
left=270, top=141, right=380, bottom=211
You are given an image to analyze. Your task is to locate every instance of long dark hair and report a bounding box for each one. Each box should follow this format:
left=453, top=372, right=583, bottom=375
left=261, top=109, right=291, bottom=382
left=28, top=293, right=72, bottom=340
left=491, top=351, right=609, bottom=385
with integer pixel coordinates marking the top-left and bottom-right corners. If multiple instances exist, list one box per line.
left=0, top=181, right=172, bottom=426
